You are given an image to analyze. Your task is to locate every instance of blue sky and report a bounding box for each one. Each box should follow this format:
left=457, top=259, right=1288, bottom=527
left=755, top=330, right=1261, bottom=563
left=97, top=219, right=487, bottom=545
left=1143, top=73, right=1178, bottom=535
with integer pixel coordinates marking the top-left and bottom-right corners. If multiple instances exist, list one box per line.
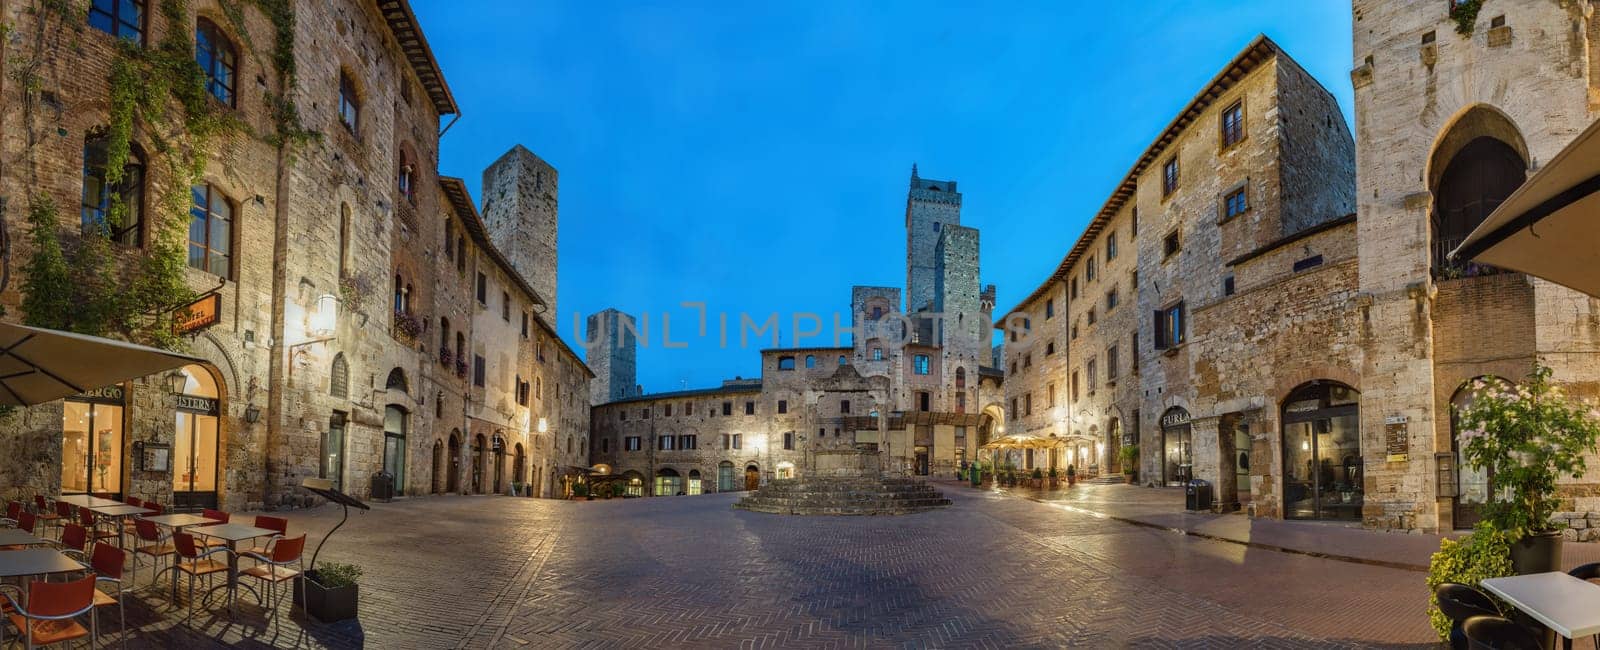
left=412, top=1, right=1355, bottom=394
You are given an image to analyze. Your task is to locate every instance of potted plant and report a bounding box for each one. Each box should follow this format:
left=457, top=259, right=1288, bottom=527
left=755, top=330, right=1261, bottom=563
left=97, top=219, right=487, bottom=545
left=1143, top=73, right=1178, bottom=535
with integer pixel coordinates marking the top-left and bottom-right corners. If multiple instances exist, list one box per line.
left=1031, top=467, right=1044, bottom=488
left=969, top=462, right=983, bottom=487
left=1457, top=363, right=1600, bottom=574
left=1425, top=523, right=1515, bottom=641
left=573, top=483, right=591, bottom=500
left=1121, top=445, right=1139, bottom=483
left=1048, top=467, right=1059, bottom=489
left=1066, top=464, right=1077, bottom=487
left=296, top=562, right=363, bottom=623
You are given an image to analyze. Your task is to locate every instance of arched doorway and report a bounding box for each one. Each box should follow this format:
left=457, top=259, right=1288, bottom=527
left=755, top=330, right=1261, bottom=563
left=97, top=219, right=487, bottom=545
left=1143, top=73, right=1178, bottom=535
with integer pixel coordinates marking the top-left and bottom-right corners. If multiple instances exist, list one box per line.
left=655, top=468, right=682, bottom=496
left=514, top=443, right=526, bottom=495
left=1451, top=377, right=1508, bottom=529
left=431, top=439, right=442, bottom=494
left=687, top=469, right=703, bottom=495
left=1160, top=407, right=1192, bottom=486
left=622, top=471, right=643, bottom=497
left=492, top=433, right=506, bottom=494
left=447, top=430, right=462, bottom=493
left=1281, top=381, right=1362, bottom=521
left=382, top=405, right=408, bottom=496
left=1107, top=417, right=1122, bottom=473
left=174, top=365, right=224, bottom=509
left=471, top=434, right=486, bottom=494
left=717, top=461, right=735, bottom=492
left=1429, top=107, right=1528, bottom=277
left=744, top=463, right=760, bottom=491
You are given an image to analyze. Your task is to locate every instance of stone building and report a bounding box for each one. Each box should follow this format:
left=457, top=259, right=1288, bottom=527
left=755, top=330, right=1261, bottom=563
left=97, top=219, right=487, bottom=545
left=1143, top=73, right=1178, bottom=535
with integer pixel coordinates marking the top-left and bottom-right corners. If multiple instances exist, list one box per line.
left=586, top=308, right=640, bottom=405
left=1000, top=35, right=1361, bottom=519
left=589, top=169, right=1005, bottom=494
left=0, top=0, right=589, bottom=511
left=1350, top=0, right=1600, bottom=532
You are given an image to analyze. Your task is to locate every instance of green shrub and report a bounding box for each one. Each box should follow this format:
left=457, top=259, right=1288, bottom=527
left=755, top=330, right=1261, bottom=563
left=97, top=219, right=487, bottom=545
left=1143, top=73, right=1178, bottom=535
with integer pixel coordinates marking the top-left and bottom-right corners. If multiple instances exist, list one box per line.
left=1120, top=445, right=1139, bottom=472
left=573, top=483, right=590, bottom=497
left=1031, top=468, right=1044, bottom=480
left=313, top=562, right=363, bottom=589
left=1425, top=524, right=1514, bottom=640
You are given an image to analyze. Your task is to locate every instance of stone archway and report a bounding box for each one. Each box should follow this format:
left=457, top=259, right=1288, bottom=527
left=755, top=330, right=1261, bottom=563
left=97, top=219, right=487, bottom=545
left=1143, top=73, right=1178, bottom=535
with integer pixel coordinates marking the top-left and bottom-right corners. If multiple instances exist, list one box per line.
left=1426, top=104, right=1529, bottom=277
left=447, top=430, right=462, bottom=493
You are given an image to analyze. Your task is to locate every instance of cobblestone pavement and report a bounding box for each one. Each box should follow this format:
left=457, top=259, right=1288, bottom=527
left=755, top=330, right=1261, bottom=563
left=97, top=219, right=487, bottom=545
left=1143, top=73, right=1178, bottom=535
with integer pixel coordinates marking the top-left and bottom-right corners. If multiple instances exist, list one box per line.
left=86, top=483, right=1453, bottom=648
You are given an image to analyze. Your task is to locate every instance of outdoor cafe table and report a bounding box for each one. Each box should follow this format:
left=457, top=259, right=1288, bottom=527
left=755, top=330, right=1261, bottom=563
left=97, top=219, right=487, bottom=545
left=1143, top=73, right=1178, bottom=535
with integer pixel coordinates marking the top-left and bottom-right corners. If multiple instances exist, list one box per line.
left=1482, top=572, right=1600, bottom=649
left=54, top=494, right=123, bottom=509
left=189, top=523, right=276, bottom=612
left=0, top=549, right=87, bottom=591
left=143, top=513, right=221, bottom=597
left=89, top=504, right=152, bottom=549
left=0, top=529, right=50, bottom=548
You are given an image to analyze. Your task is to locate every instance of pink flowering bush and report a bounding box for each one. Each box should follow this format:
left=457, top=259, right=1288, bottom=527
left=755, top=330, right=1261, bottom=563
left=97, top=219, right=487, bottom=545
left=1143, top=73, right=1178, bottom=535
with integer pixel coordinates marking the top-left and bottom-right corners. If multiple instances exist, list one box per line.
left=1457, top=363, right=1600, bottom=536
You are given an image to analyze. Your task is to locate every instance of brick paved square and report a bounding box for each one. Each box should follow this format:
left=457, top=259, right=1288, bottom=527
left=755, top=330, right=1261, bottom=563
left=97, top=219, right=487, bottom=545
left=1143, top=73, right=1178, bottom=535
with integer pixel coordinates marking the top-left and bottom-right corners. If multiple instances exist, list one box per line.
left=91, top=485, right=1453, bottom=648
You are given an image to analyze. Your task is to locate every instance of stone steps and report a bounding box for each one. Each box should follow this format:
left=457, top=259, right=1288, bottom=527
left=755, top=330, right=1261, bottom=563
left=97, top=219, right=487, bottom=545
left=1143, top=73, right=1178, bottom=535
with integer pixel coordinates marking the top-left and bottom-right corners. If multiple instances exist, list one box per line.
left=734, top=476, right=951, bottom=516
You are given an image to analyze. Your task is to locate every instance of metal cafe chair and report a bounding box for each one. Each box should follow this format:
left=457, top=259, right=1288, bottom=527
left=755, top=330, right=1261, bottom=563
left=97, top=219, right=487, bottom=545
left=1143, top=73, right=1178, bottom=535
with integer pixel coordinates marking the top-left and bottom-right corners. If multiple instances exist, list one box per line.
left=51, top=503, right=72, bottom=540
left=59, top=524, right=88, bottom=555
left=199, top=510, right=231, bottom=549
left=171, top=532, right=230, bottom=621
left=241, top=534, right=307, bottom=626
left=75, top=508, right=118, bottom=545
left=0, top=574, right=98, bottom=650
left=2, top=501, right=23, bottom=527
left=1434, top=582, right=1500, bottom=650
left=30, top=497, right=60, bottom=537
left=131, top=518, right=175, bottom=591
left=82, top=542, right=127, bottom=650
left=243, top=516, right=289, bottom=566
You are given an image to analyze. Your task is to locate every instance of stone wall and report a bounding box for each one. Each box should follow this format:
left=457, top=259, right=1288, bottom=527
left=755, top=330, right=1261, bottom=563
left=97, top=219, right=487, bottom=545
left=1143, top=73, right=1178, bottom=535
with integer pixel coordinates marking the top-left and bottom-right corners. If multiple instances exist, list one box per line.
left=482, top=145, right=560, bottom=327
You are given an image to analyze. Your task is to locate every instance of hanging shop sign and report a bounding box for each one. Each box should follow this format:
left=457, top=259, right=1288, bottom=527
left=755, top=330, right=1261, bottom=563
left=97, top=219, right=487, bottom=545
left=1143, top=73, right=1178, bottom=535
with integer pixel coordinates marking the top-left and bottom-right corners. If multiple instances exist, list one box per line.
left=173, top=293, right=222, bottom=336
left=176, top=394, right=220, bottom=415
left=1384, top=415, right=1408, bottom=463
left=72, top=385, right=125, bottom=405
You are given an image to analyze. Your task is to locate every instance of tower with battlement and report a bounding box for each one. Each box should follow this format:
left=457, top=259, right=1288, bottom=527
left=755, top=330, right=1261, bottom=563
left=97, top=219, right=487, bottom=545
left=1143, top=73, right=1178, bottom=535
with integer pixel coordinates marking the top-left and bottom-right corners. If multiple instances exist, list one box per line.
left=482, top=145, right=560, bottom=327
left=904, top=165, right=962, bottom=315
left=586, top=309, right=638, bottom=405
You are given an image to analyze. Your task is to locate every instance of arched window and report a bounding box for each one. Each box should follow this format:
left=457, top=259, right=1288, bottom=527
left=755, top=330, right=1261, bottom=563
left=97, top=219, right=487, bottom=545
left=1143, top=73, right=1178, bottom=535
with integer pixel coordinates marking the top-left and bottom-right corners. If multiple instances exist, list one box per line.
left=955, top=367, right=966, bottom=389
left=392, top=274, right=407, bottom=314
left=398, top=148, right=416, bottom=205
left=805, top=355, right=815, bottom=369
left=330, top=353, right=349, bottom=398
left=455, top=332, right=466, bottom=372
left=1281, top=381, right=1361, bottom=521
left=81, top=135, right=144, bottom=246
left=838, top=355, right=847, bottom=366
left=195, top=18, right=237, bottom=106
left=385, top=367, right=408, bottom=392
left=778, top=356, right=795, bottom=370
left=188, top=184, right=233, bottom=279
left=1429, top=107, right=1529, bottom=277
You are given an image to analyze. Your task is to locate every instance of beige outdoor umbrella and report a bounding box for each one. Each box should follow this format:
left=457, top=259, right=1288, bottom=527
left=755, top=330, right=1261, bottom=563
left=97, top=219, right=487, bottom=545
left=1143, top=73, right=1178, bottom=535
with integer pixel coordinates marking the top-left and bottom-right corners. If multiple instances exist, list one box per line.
left=1452, top=117, right=1600, bottom=297
left=0, top=321, right=203, bottom=406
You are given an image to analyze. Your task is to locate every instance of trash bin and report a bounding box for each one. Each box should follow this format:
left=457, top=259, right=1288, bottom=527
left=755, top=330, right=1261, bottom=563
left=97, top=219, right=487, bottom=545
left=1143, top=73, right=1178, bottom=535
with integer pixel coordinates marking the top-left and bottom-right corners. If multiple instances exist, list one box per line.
left=1185, top=479, right=1212, bottom=511
left=371, top=471, right=394, bottom=502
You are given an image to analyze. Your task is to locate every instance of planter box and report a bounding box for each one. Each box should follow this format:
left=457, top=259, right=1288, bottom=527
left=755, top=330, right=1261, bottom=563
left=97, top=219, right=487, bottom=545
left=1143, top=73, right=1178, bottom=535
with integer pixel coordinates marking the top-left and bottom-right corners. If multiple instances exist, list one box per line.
left=295, top=572, right=359, bottom=623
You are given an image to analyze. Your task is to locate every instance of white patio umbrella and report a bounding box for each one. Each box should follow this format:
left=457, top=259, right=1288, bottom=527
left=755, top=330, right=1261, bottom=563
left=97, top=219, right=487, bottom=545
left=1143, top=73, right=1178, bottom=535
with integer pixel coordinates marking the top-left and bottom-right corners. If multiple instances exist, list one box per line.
left=0, top=321, right=204, bottom=406
left=1452, top=117, right=1600, bottom=297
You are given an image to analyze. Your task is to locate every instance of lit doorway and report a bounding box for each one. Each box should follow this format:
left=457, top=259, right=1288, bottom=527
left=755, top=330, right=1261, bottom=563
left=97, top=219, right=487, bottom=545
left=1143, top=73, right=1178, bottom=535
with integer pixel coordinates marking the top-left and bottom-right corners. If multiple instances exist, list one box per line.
left=173, top=366, right=221, bottom=510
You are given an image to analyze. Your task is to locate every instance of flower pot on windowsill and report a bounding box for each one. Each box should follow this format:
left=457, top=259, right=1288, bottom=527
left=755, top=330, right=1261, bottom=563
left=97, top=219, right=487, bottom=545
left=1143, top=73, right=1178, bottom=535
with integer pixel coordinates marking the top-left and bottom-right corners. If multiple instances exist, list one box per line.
left=295, top=570, right=359, bottom=623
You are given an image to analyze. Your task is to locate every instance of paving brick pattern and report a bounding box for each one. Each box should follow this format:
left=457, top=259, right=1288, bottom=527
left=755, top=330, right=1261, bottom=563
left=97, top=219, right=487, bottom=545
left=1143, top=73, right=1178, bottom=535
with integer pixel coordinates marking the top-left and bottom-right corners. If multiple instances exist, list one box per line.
left=84, top=486, right=1453, bottom=648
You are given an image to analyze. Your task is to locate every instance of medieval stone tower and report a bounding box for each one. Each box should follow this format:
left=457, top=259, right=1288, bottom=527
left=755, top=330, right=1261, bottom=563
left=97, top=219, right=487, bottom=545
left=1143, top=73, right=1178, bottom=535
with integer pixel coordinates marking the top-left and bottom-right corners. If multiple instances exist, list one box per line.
left=586, top=308, right=639, bottom=406
left=905, top=165, right=963, bottom=315
left=482, top=145, right=559, bottom=326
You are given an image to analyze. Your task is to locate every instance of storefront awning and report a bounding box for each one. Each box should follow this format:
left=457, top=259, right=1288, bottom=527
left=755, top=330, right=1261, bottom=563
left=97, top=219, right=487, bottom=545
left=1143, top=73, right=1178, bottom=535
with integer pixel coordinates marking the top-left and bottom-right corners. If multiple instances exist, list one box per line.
left=0, top=322, right=203, bottom=405
left=1453, top=117, right=1600, bottom=297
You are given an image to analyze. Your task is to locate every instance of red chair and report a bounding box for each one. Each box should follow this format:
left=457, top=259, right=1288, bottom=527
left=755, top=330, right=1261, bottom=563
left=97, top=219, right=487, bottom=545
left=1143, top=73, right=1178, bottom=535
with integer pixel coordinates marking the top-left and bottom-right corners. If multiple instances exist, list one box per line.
left=140, top=501, right=163, bottom=516
left=75, top=508, right=117, bottom=543
left=4, top=501, right=23, bottom=526
left=171, top=533, right=230, bottom=620
left=244, top=516, right=289, bottom=559
left=52, top=502, right=73, bottom=540
left=199, top=510, right=230, bottom=548
left=32, top=496, right=60, bottom=535
left=85, top=542, right=126, bottom=648
left=59, top=524, right=87, bottom=554
left=242, top=534, right=307, bottom=625
left=0, top=575, right=97, bottom=649
left=122, top=497, right=140, bottom=507
left=131, top=519, right=174, bottom=590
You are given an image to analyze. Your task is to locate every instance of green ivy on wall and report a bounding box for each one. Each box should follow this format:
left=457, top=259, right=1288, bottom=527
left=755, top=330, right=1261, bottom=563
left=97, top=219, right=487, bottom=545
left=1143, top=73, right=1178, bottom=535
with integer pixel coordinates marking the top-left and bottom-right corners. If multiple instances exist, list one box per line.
left=15, top=0, right=314, bottom=350
left=1450, top=0, right=1484, bottom=36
